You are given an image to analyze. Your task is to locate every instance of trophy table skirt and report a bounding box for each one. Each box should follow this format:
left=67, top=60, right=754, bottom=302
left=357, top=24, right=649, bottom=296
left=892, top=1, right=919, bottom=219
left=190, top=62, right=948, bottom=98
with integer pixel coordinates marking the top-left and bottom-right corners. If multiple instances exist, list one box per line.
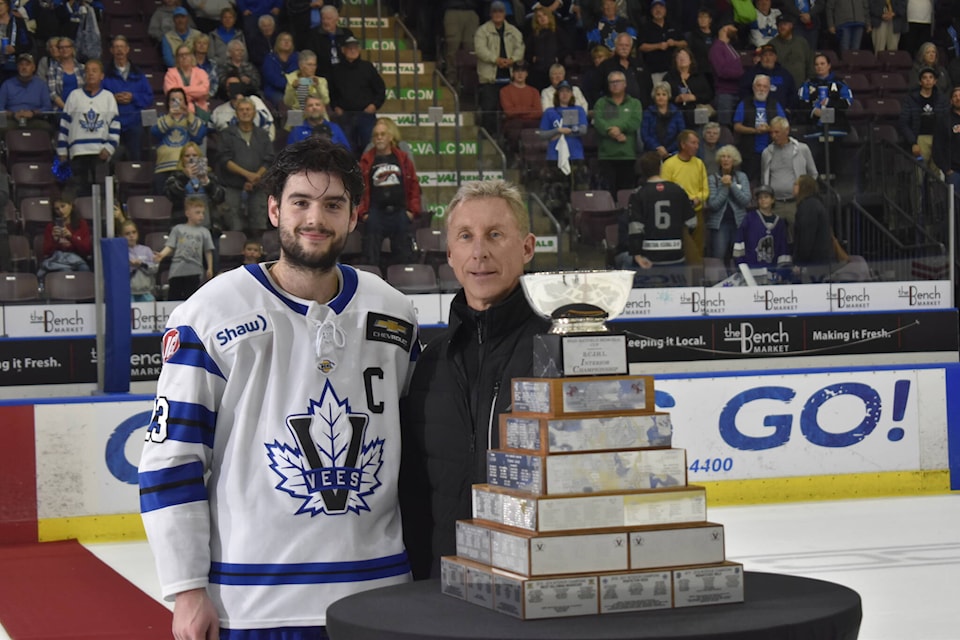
left=326, top=572, right=861, bottom=640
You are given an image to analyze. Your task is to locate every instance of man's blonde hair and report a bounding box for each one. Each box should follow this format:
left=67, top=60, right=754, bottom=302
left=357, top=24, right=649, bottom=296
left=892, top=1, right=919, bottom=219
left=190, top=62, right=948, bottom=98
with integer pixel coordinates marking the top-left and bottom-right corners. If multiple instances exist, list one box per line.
left=445, top=180, right=530, bottom=236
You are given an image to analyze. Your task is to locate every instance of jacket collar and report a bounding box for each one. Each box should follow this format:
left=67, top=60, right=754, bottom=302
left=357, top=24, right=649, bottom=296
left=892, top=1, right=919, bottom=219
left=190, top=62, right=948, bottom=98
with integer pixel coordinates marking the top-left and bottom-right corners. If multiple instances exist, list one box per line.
left=448, top=283, right=541, bottom=343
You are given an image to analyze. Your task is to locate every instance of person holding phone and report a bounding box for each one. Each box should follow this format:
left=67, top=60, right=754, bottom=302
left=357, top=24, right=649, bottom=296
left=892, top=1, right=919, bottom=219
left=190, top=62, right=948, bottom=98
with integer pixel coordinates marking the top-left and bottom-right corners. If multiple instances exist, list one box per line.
left=282, top=48, right=328, bottom=111
left=152, top=87, right=208, bottom=195
left=164, top=142, right=226, bottom=225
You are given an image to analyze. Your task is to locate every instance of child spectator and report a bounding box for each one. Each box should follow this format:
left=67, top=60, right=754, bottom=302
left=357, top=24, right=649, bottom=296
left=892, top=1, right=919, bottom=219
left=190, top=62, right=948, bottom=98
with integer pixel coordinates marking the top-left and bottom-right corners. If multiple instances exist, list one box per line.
left=733, top=184, right=790, bottom=269
left=242, top=239, right=262, bottom=265
left=153, top=196, right=214, bottom=300
left=37, top=191, right=91, bottom=278
left=123, top=219, right=158, bottom=301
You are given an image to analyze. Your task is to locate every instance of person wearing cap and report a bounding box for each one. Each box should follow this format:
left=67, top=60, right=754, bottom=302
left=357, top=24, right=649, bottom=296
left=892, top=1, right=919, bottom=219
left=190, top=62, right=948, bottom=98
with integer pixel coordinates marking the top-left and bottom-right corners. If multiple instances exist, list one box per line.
left=212, top=76, right=275, bottom=140
left=638, top=0, right=686, bottom=80
left=733, top=73, right=787, bottom=180
left=149, top=0, right=193, bottom=44
left=749, top=0, right=782, bottom=48
left=475, top=0, right=524, bottom=136
left=0, top=52, right=52, bottom=131
left=586, top=0, right=637, bottom=50
left=329, top=35, right=386, bottom=153
left=932, top=86, right=960, bottom=203
left=102, top=35, right=154, bottom=160
left=500, top=59, right=542, bottom=149
left=739, top=43, right=796, bottom=109
left=898, top=66, right=948, bottom=173
left=760, top=116, right=817, bottom=228
left=162, top=6, right=204, bottom=68
left=733, top=184, right=791, bottom=270
left=770, top=12, right=813, bottom=88
left=868, top=0, right=906, bottom=54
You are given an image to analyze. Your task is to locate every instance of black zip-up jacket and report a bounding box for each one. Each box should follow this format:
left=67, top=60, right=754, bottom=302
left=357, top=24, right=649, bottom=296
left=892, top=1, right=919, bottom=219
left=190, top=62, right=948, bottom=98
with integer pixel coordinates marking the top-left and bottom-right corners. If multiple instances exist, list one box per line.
left=399, top=285, right=550, bottom=579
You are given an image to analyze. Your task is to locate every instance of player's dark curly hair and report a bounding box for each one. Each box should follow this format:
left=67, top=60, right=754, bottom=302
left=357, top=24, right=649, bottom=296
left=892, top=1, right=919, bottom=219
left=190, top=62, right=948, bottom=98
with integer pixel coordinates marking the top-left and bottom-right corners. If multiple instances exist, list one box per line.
left=261, top=136, right=364, bottom=206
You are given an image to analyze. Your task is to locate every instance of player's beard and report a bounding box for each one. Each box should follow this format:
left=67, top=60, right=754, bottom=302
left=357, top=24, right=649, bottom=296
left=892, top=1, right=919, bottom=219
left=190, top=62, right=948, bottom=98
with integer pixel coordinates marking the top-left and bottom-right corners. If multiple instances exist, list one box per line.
left=278, top=222, right=347, bottom=272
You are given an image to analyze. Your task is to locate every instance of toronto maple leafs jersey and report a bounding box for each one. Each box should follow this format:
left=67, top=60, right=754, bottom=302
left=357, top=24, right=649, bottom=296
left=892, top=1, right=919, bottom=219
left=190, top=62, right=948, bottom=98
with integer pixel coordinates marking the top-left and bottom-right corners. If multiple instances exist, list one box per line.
left=139, top=263, right=420, bottom=630
left=56, top=88, right=121, bottom=159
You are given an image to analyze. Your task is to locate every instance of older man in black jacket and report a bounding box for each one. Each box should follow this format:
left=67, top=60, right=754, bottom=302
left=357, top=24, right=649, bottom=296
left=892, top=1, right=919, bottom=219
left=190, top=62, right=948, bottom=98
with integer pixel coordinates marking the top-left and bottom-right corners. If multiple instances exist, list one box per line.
left=329, top=36, right=386, bottom=154
left=399, top=180, right=550, bottom=579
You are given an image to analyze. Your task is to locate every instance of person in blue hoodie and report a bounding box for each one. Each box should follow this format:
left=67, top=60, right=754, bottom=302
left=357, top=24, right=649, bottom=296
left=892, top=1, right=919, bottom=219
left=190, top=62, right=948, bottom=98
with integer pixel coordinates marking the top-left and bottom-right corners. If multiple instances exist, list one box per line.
left=101, top=35, right=154, bottom=161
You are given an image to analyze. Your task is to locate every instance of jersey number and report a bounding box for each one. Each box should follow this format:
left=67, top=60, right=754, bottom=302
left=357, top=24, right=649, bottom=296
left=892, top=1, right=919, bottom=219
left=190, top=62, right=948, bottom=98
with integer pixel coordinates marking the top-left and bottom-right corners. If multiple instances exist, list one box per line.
left=654, top=200, right=671, bottom=229
left=145, top=396, right=169, bottom=443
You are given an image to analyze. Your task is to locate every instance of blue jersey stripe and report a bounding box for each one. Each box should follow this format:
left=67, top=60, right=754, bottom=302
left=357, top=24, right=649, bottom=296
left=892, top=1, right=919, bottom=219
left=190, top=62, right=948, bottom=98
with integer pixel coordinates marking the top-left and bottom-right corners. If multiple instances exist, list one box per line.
left=248, top=264, right=309, bottom=316
left=329, top=264, right=357, bottom=315
left=139, top=461, right=207, bottom=512
left=210, top=552, right=410, bottom=586
left=164, top=399, right=217, bottom=447
left=166, top=325, right=226, bottom=379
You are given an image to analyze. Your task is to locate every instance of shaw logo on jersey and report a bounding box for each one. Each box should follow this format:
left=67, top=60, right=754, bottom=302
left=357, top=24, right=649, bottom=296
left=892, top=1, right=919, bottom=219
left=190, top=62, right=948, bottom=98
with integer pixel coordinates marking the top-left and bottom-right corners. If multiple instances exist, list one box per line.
left=266, top=380, right=383, bottom=516
left=216, top=314, right=269, bottom=346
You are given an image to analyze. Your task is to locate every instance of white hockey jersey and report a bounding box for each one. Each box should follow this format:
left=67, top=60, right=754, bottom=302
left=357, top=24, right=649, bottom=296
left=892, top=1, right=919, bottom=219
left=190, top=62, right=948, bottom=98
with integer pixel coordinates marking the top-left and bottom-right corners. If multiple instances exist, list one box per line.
left=56, top=87, right=121, bottom=159
left=139, top=263, right=420, bottom=630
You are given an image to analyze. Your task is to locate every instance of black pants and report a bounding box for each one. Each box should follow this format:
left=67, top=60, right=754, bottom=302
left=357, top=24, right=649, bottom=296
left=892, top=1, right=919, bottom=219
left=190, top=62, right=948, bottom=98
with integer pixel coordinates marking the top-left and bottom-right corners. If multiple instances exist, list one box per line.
left=68, top=153, right=110, bottom=197
left=599, top=159, right=637, bottom=196
left=363, top=207, right=414, bottom=266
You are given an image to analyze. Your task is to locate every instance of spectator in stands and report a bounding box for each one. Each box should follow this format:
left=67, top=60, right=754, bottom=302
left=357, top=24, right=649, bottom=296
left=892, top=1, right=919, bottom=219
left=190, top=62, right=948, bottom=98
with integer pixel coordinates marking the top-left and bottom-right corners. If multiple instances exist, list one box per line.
left=37, top=190, right=92, bottom=278
left=123, top=220, right=158, bottom=302
left=186, top=0, right=234, bottom=32
left=616, top=151, right=697, bottom=272
left=357, top=116, right=421, bottom=266
left=932, top=86, right=960, bottom=202
left=900, top=0, right=933, bottom=59
left=732, top=184, right=790, bottom=269
left=697, top=120, right=724, bottom=174
left=360, top=116, right=415, bottom=162
left=797, top=52, right=852, bottom=172
left=475, top=1, right=524, bottom=136
left=637, top=0, right=686, bottom=81
left=162, top=6, right=203, bottom=68
left=581, top=44, right=613, bottom=108
left=538, top=80, right=589, bottom=218
left=761, top=116, right=817, bottom=228
left=686, top=7, right=715, bottom=82
left=441, top=0, right=480, bottom=87
left=825, top=0, right=870, bottom=54
left=47, top=37, right=83, bottom=110
left=164, top=44, right=211, bottom=115
left=286, top=93, right=350, bottom=148
left=259, top=31, right=294, bottom=105
left=525, top=6, right=570, bottom=91
left=500, top=60, right=542, bottom=150
left=791, top=173, right=833, bottom=270
left=238, top=0, right=282, bottom=42
left=164, top=141, right=226, bottom=222
left=869, top=0, right=906, bottom=54
left=57, top=59, right=119, bottom=196
left=149, top=0, right=192, bottom=45
left=36, top=37, right=59, bottom=83
left=708, top=21, right=744, bottom=126
left=540, top=64, right=587, bottom=112
left=103, top=36, right=154, bottom=161
left=241, top=238, right=262, bottom=264
left=641, top=81, right=685, bottom=158
left=283, top=49, right=329, bottom=111
left=193, top=34, right=219, bottom=99
left=770, top=13, right=813, bottom=89
left=706, top=144, right=751, bottom=262
left=53, top=0, right=100, bottom=44
left=664, top=45, right=713, bottom=128
left=308, top=5, right=354, bottom=79
left=153, top=194, right=214, bottom=300
left=209, top=7, right=245, bottom=67
left=749, top=0, right=781, bottom=48
left=213, top=77, right=275, bottom=139
left=733, top=74, right=786, bottom=180
left=0, top=53, right=52, bottom=131
left=740, top=43, right=796, bottom=109
left=587, top=0, right=636, bottom=50
left=218, top=39, right=262, bottom=100
left=246, top=14, right=277, bottom=68
left=152, top=87, right=208, bottom=194
left=0, top=0, right=32, bottom=84
left=787, top=0, right=823, bottom=51
left=598, top=32, right=653, bottom=103
left=662, top=129, right=709, bottom=259
left=909, top=42, right=950, bottom=95
left=218, top=97, right=274, bottom=236
left=593, top=69, right=643, bottom=194
left=329, top=36, right=386, bottom=153
left=898, top=66, right=947, bottom=173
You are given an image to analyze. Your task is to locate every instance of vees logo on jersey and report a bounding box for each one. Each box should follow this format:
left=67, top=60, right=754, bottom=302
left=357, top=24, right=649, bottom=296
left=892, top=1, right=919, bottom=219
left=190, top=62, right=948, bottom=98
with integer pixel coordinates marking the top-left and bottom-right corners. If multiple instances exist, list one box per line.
left=266, top=381, right=384, bottom=516
left=366, top=313, right=413, bottom=352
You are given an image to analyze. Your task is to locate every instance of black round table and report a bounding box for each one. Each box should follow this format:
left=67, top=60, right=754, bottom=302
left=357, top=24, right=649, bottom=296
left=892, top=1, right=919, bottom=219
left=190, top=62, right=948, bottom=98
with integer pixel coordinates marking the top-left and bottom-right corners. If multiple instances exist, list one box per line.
left=326, top=572, right=861, bottom=640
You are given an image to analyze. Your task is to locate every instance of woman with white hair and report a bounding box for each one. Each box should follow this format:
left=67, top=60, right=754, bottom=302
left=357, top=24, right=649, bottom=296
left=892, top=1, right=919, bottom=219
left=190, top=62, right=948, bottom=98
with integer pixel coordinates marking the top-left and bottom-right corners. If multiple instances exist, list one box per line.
left=640, top=81, right=686, bottom=159
left=217, top=38, right=262, bottom=99
left=283, top=49, right=329, bottom=110
left=706, top=144, right=751, bottom=262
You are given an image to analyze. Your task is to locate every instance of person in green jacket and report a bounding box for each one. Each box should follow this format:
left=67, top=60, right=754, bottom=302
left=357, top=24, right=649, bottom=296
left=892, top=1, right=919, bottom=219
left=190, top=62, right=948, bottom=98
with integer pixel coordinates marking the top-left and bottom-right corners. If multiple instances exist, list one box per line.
left=592, top=69, right=643, bottom=194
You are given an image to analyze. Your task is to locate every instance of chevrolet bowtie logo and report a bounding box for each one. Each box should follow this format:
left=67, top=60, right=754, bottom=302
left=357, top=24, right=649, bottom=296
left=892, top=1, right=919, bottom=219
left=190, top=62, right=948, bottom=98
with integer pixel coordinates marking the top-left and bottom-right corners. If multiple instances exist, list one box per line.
left=374, top=319, right=406, bottom=333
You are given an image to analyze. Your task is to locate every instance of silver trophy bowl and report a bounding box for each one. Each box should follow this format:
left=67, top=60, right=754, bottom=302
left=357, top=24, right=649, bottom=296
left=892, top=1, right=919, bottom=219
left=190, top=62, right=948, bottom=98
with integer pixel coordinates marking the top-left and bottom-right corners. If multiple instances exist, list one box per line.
left=521, top=270, right=635, bottom=334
